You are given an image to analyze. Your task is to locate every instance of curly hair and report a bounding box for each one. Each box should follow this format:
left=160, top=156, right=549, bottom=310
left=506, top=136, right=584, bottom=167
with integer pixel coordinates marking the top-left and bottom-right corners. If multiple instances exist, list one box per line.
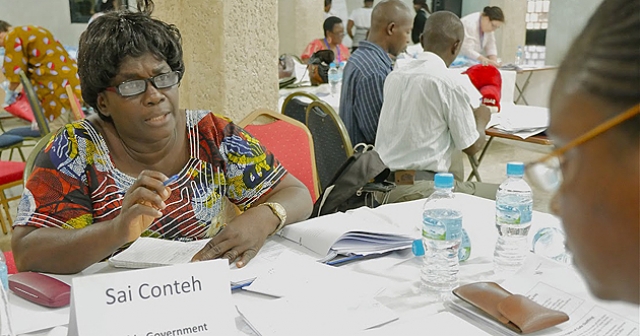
left=77, top=0, right=184, bottom=117
left=555, top=0, right=639, bottom=136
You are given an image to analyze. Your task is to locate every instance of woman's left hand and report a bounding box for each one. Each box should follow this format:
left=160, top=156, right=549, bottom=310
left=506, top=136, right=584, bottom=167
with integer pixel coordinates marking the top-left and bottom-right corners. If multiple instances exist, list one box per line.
left=191, top=209, right=276, bottom=268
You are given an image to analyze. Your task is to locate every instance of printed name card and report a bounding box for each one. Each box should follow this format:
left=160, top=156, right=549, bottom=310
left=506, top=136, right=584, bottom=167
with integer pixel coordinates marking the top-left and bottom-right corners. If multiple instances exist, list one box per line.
left=67, top=259, right=235, bottom=336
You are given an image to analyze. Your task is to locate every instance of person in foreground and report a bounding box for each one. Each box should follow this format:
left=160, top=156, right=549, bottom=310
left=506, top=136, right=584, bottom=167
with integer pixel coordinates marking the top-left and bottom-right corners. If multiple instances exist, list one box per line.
left=535, top=0, right=639, bottom=304
left=375, top=11, right=498, bottom=203
left=301, top=16, right=350, bottom=64
left=339, top=0, right=413, bottom=146
left=11, top=0, right=313, bottom=274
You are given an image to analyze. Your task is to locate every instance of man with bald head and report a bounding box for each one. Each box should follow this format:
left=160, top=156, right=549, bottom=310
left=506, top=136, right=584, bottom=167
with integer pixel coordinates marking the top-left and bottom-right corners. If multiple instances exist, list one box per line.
left=339, top=0, right=413, bottom=145
left=375, top=11, right=497, bottom=202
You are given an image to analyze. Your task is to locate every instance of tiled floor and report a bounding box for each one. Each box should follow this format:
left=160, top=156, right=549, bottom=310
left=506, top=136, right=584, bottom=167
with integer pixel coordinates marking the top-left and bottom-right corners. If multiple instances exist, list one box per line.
left=0, top=116, right=555, bottom=252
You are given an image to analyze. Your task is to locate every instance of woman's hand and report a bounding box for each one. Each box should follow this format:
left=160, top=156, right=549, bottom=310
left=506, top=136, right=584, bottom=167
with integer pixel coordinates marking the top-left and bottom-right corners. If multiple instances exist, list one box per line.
left=191, top=206, right=278, bottom=268
left=116, top=170, right=171, bottom=243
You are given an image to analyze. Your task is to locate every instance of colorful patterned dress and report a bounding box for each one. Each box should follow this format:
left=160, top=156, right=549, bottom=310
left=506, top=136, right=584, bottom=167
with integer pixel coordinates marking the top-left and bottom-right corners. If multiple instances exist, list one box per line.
left=14, top=110, right=287, bottom=241
left=301, top=39, right=350, bottom=63
left=2, top=25, right=82, bottom=123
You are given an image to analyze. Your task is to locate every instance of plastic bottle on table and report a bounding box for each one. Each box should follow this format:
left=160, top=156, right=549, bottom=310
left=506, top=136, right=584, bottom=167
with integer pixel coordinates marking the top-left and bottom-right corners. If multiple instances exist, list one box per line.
left=328, top=62, right=340, bottom=95
left=0, top=253, right=8, bottom=290
left=515, top=46, right=523, bottom=66
left=421, top=173, right=463, bottom=293
left=532, top=227, right=572, bottom=265
left=493, top=162, right=533, bottom=273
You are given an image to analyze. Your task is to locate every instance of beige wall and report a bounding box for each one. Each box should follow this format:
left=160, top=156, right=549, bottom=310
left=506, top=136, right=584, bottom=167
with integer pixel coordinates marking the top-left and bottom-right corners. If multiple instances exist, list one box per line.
left=155, top=0, right=279, bottom=122
left=278, top=0, right=324, bottom=56
left=490, top=0, right=526, bottom=64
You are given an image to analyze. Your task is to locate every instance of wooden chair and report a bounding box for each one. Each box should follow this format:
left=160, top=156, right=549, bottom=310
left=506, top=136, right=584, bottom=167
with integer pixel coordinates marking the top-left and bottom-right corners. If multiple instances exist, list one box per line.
left=0, top=160, right=26, bottom=234
left=281, top=91, right=319, bottom=125
left=239, top=109, right=320, bottom=202
left=305, top=100, right=353, bottom=192
left=65, top=84, right=85, bottom=121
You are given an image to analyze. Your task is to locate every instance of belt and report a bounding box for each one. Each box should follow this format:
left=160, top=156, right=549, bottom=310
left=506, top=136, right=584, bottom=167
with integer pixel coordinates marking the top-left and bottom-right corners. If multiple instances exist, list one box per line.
left=387, top=170, right=436, bottom=185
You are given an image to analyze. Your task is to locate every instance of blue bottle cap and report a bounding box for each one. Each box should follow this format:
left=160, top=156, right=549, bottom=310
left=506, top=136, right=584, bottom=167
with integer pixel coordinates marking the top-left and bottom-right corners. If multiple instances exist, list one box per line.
left=339, top=61, right=346, bottom=67
left=330, top=62, right=337, bottom=68
left=412, top=239, right=425, bottom=257
left=506, top=162, right=525, bottom=177
left=434, top=173, right=454, bottom=189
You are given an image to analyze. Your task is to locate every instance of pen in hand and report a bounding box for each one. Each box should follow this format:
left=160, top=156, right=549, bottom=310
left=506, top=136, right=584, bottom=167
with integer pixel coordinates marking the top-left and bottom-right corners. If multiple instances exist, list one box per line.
left=163, top=174, right=180, bottom=186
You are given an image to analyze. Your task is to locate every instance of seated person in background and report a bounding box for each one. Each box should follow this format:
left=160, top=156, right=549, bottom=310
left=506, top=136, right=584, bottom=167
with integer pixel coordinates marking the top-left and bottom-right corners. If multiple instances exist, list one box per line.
left=0, top=20, right=83, bottom=131
left=347, top=0, right=374, bottom=52
left=339, top=0, right=413, bottom=145
left=301, top=16, right=350, bottom=64
left=11, top=0, right=313, bottom=275
left=459, top=6, right=504, bottom=67
left=540, top=0, right=638, bottom=304
left=375, top=11, right=498, bottom=203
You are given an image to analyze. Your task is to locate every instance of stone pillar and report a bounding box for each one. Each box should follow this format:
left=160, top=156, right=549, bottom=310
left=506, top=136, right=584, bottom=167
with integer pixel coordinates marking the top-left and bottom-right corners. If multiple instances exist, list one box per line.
left=154, top=0, right=279, bottom=122
left=490, top=0, right=527, bottom=64
left=278, top=0, right=324, bottom=56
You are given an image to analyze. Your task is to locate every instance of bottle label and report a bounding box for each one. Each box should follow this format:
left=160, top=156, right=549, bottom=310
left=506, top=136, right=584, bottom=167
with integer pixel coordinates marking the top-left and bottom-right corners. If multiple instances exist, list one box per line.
left=422, top=209, right=462, bottom=241
left=496, top=202, right=532, bottom=225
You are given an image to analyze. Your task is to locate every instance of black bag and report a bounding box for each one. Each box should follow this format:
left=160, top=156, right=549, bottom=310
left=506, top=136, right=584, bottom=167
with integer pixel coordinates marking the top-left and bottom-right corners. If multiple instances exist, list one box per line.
left=311, top=144, right=396, bottom=217
left=308, top=49, right=335, bottom=85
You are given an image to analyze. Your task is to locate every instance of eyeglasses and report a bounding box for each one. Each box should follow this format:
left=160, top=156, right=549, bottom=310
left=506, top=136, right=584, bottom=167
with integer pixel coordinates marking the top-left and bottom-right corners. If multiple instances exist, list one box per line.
left=105, top=71, right=181, bottom=97
left=526, top=103, right=640, bottom=192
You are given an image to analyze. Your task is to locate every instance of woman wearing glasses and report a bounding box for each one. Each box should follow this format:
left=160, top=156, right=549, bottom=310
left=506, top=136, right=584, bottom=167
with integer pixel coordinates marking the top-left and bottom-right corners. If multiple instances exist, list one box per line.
left=459, top=6, right=504, bottom=67
left=301, top=16, right=350, bottom=64
left=528, top=0, right=638, bottom=304
left=12, top=0, right=313, bottom=274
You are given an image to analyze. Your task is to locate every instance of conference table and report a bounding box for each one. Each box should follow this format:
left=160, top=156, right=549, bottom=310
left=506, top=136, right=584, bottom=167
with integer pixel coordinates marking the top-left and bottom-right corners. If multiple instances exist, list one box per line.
left=12, top=194, right=639, bottom=335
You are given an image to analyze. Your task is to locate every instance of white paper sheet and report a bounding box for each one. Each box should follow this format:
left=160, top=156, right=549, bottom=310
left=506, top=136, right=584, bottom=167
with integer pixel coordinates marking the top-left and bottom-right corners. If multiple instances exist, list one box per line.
left=245, top=250, right=390, bottom=299
left=355, top=312, right=491, bottom=335
left=108, top=237, right=210, bottom=268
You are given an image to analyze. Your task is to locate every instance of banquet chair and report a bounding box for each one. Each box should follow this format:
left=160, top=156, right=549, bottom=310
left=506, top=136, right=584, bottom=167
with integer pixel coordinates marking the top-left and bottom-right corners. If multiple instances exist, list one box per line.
left=23, top=132, right=55, bottom=183
left=3, top=70, right=50, bottom=149
left=305, top=100, right=353, bottom=192
left=281, top=91, right=319, bottom=125
left=65, top=84, right=86, bottom=121
left=239, top=109, right=320, bottom=202
left=0, top=160, right=26, bottom=234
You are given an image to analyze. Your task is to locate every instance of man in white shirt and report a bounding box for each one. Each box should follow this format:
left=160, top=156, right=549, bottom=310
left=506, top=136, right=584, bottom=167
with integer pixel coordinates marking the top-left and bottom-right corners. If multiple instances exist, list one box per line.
left=348, top=0, right=374, bottom=51
left=375, top=11, right=498, bottom=203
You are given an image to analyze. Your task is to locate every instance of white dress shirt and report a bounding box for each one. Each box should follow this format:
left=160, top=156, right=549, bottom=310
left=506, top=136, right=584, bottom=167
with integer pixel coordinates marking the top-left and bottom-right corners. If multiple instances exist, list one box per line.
left=375, top=52, right=480, bottom=172
left=460, top=12, right=498, bottom=60
left=349, top=7, right=373, bottom=47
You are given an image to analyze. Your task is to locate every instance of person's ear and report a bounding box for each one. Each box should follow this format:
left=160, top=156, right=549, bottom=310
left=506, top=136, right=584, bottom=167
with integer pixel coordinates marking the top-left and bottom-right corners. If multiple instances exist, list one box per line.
left=97, top=92, right=111, bottom=118
left=451, top=40, right=461, bottom=56
left=387, top=22, right=396, bottom=36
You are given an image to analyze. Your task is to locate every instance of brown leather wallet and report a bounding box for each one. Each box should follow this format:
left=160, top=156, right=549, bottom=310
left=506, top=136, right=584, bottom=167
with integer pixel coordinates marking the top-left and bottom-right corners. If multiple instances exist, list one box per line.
left=452, top=282, right=569, bottom=334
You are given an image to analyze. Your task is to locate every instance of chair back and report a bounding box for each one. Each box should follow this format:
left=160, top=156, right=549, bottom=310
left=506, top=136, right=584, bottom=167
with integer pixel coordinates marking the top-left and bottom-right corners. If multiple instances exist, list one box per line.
left=305, top=100, right=353, bottom=191
left=281, top=91, right=318, bottom=125
left=65, top=85, right=86, bottom=121
left=23, top=132, right=55, bottom=183
left=18, top=70, right=50, bottom=135
left=238, top=109, right=320, bottom=202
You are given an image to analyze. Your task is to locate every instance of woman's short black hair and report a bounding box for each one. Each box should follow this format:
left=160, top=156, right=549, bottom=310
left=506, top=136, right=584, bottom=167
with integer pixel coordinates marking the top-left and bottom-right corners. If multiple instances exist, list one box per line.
left=0, top=20, right=11, bottom=33
left=77, top=0, right=184, bottom=117
left=482, top=6, right=504, bottom=22
left=323, top=16, right=342, bottom=37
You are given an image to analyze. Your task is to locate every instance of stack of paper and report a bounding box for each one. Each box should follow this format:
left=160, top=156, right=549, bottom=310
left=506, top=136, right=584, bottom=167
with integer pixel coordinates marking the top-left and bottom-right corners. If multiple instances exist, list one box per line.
left=279, top=207, right=419, bottom=259
left=487, top=104, right=549, bottom=139
left=108, top=237, right=209, bottom=268
left=237, top=251, right=397, bottom=336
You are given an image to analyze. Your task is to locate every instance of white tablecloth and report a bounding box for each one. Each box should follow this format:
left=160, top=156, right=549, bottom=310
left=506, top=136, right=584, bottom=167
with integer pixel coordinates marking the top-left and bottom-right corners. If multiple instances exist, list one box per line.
left=18, top=194, right=638, bottom=336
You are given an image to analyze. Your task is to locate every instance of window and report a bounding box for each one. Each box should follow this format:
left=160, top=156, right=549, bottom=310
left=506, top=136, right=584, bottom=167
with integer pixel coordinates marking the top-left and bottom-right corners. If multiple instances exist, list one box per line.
left=524, top=0, right=550, bottom=65
left=69, top=0, right=129, bottom=24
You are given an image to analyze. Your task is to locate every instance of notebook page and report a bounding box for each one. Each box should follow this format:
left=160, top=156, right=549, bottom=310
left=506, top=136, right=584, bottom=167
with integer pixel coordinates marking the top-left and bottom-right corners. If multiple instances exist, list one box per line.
left=109, top=237, right=210, bottom=268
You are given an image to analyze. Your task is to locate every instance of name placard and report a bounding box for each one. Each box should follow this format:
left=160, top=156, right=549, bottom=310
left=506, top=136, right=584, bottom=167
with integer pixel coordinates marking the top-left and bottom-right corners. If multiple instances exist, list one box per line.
left=67, top=259, right=235, bottom=336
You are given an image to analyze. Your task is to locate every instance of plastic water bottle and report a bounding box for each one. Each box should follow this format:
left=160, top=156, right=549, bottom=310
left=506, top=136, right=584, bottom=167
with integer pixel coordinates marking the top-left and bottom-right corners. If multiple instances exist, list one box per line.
left=421, top=173, right=463, bottom=293
left=515, top=46, right=523, bottom=66
left=328, top=62, right=340, bottom=95
left=532, top=227, right=572, bottom=265
left=338, top=61, right=346, bottom=81
left=494, top=162, right=533, bottom=273
left=0, top=253, right=8, bottom=290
